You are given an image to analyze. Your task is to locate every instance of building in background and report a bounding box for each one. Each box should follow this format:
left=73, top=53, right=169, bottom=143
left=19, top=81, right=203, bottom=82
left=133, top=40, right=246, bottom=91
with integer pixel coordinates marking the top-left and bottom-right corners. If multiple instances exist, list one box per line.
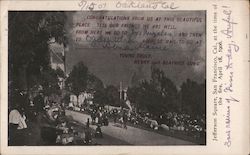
left=49, top=40, right=68, bottom=89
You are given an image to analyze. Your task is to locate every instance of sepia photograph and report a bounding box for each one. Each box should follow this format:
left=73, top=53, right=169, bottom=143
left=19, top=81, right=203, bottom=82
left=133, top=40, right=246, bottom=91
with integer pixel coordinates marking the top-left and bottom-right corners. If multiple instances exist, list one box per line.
left=8, top=10, right=206, bottom=146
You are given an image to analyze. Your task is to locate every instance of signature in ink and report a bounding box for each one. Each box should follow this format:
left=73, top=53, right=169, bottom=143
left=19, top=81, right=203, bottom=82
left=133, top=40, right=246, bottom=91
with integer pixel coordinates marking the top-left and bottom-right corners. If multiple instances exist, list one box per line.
left=220, top=6, right=238, bottom=38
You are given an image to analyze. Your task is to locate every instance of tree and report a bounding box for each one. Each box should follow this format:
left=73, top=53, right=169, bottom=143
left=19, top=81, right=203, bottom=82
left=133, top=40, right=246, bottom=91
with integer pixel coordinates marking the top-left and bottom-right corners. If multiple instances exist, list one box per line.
left=40, top=68, right=62, bottom=96
left=8, top=12, right=68, bottom=91
left=86, top=73, right=104, bottom=92
left=65, top=61, right=105, bottom=97
left=105, top=85, right=120, bottom=107
left=180, top=79, right=206, bottom=117
left=127, top=67, right=179, bottom=115
left=55, top=68, right=66, bottom=79
left=150, top=67, right=178, bottom=112
left=93, top=89, right=108, bottom=107
left=151, top=67, right=177, bottom=98
left=65, top=62, right=88, bottom=95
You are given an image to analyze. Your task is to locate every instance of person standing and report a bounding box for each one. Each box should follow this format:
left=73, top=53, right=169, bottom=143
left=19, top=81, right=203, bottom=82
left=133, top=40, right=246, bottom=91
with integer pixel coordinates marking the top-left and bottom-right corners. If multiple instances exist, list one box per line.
left=113, top=109, right=118, bottom=123
left=95, top=124, right=103, bottom=138
left=34, top=92, right=45, bottom=113
left=86, top=118, right=90, bottom=127
left=122, top=111, right=128, bottom=129
left=84, top=119, right=92, bottom=145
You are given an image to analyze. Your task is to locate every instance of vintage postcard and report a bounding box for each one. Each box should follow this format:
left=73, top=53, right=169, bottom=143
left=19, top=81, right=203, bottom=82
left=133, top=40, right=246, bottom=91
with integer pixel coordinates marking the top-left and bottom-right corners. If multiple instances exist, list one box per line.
left=0, top=0, right=249, bottom=155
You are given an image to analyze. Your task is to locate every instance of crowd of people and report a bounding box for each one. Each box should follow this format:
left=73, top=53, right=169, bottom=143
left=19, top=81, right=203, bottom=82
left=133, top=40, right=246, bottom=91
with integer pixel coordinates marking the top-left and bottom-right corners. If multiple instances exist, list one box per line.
left=108, top=108, right=206, bottom=139
left=8, top=89, right=206, bottom=145
left=87, top=106, right=129, bottom=129
left=127, top=111, right=206, bottom=138
left=8, top=90, right=102, bottom=146
left=70, top=102, right=205, bottom=140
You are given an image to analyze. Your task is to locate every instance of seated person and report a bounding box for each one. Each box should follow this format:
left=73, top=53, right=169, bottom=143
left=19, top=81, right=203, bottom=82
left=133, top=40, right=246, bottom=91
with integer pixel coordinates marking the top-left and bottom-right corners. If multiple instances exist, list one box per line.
left=56, top=120, right=74, bottom=145
left=9, top=106, right=27, bottom=130
left=56, top=119, right=69, bottom=133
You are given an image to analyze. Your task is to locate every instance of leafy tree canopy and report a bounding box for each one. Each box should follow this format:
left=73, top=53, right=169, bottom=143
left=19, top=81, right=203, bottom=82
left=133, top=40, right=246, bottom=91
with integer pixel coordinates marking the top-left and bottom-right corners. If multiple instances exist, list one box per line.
left=9, top=12, right=67, bottom=90
left=65, top=61, right=104, bottom=96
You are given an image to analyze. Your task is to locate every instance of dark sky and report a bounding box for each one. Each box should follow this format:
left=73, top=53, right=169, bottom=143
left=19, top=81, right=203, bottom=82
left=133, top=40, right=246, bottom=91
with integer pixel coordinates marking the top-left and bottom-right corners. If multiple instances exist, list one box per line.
left=65, top=11, right=206, bottom=88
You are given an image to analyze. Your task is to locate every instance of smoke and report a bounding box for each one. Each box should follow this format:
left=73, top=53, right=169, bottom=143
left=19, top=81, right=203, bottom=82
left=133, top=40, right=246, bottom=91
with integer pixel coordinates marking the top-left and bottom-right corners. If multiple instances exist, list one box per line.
left=65, top=11, right=206, bottom=87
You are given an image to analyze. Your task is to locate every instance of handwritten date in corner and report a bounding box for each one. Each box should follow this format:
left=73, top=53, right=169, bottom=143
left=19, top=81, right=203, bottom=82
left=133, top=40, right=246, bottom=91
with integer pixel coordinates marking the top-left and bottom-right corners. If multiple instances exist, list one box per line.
left=78, top=0, right=179, bottom=11
left=78, top=0, right=106, bottom=11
